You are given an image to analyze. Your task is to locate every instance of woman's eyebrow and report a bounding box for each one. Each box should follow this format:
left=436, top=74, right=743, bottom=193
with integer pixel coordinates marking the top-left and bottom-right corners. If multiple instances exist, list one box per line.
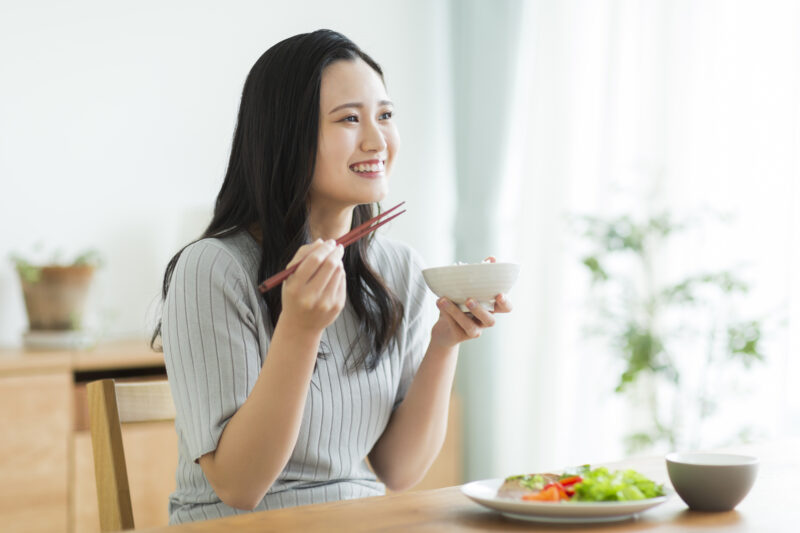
left=328, top=100, right=394, bottom=114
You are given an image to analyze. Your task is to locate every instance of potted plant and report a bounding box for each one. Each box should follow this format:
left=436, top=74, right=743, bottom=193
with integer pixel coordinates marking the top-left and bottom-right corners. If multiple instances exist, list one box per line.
left=574, top=211, right=766, bottom=453
left=10, top=249, right=103, bottom=349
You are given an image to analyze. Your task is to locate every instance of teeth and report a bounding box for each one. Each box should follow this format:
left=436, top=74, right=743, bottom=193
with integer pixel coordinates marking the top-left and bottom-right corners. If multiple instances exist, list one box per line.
left=351, top=162, right=385, bottom=173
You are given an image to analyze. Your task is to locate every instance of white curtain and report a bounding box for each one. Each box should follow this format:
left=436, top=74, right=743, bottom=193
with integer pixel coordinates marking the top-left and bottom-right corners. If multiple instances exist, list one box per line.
left=458, top=0, right=800, bottom=478
left=449, top=0, right=525, bottom=480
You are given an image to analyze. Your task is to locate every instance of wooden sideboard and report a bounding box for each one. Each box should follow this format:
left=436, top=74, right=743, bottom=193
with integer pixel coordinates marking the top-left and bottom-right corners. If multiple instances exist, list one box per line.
left=0, top=340, right=174, bottom=533
left=0, top=339, right=462, bottom=532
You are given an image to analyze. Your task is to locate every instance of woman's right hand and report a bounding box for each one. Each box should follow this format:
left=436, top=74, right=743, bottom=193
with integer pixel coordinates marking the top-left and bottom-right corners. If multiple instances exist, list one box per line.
left=280, top=239, right=346, bottom=332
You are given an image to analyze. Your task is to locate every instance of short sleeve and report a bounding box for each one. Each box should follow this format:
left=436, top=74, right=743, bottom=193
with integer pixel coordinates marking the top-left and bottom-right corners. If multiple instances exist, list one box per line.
left=162, top=240, right=263, bottom=462
left=392, top=246, right=438, bottom=410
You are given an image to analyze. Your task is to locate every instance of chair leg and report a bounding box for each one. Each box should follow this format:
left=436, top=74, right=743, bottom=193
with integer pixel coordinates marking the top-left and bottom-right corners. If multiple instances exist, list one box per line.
left=88, top=379, right=135, bottom=531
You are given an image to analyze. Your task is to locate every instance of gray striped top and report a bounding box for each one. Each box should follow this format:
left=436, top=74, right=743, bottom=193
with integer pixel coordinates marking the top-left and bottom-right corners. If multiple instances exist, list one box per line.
left=162, top=230, right=436, bottom=524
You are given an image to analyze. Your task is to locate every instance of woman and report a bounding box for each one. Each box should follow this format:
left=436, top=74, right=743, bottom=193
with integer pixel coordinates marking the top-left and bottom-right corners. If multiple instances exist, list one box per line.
left=154, top=29, right=512, bottom=524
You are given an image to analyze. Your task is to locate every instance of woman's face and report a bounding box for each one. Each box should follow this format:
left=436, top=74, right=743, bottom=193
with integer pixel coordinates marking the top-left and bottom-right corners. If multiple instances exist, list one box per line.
left=309, top=58, right=399, bottom=212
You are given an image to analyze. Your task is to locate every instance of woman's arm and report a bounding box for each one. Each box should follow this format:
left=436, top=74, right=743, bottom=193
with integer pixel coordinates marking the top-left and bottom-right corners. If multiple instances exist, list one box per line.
left=199, top=239, right=346, bottom=510
left=367, top=337, right=459, bottom=491
left=368, top=292, right=513, bottom=491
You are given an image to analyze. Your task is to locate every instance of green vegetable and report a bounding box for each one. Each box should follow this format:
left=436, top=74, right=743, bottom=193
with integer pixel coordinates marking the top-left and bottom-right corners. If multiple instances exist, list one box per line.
left=560, top=464, right=591, bottom=478
left=572, top=467, right=664, bottom=502
left=506, top=474, right=548, bottom=491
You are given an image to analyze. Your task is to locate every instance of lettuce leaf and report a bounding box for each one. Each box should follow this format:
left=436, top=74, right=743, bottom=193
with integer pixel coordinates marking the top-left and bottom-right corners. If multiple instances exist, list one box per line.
left=572, top=467, right=664, bottom=502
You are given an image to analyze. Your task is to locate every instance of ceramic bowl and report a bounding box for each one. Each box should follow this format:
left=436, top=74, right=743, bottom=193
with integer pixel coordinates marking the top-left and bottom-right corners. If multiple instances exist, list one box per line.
left=422, top=262, right=520, bottom=312
left=665, top=453, right=759, bottom=512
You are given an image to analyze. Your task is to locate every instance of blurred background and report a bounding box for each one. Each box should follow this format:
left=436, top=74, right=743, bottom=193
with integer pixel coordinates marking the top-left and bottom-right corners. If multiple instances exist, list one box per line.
left=1, top=0, right=798, bottom=488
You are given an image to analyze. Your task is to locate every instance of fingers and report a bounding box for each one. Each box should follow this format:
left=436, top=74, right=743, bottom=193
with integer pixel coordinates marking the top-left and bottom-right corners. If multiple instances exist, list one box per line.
left=291, top=239, right=338, bottom=284
left=331, top=265, right=347, bottom=305
left=303, top=256, right=346, bottom=315
left=493, top=293, right=513, bottom=313
left=437, top=298, right=483, bottom=339
left=287, top=239, right=326, bottom=269
left=280, top=240, right=347, bottom=330
left=465, top=298, right=496, bottom=327
left=305, top=243, right=345, bottom=295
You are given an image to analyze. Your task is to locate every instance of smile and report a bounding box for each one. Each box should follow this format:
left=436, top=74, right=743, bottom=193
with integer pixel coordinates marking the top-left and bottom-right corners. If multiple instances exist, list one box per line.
left=349, top=160, right=385, bottom=174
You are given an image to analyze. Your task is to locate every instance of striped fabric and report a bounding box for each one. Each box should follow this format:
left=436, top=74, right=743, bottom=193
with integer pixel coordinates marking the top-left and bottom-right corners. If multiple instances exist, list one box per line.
left=162, top=230, right=436, bottom=524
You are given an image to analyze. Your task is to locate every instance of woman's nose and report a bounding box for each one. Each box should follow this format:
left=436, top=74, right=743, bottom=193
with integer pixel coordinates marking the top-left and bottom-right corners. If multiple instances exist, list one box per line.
left=361, top=119, right=387, bottom=153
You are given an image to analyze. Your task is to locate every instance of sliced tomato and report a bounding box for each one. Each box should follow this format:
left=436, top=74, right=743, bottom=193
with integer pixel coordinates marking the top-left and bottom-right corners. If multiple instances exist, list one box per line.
left=523, top=483, right=570, bottom=502
left=544, top=482, right=569, bottom=499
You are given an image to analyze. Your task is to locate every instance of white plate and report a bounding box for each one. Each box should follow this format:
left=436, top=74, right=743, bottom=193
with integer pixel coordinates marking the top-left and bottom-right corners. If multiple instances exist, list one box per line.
left=461, top=478, right=670, bottom=524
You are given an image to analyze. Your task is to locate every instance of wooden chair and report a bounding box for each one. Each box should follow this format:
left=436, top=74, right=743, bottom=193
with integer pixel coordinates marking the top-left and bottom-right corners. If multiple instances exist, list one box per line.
left=87, top=379, right=175, bottom=532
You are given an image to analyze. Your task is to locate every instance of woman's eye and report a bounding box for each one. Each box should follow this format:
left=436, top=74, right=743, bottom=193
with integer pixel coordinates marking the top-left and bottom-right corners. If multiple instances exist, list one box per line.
left=379, top=111, right=393, bottom=120
left=342, top=115, right=358, bottom=123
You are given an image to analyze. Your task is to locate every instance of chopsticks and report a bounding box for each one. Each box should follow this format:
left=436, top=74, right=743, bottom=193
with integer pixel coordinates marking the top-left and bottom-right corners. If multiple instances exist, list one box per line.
left=258, top=201, right=406, bottom=293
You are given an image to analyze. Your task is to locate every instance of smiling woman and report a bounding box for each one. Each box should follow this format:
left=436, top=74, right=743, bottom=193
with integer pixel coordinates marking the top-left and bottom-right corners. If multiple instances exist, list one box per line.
left=310, top=58, right=399, bottom=228
left=149, top=29, right=511, bottom=525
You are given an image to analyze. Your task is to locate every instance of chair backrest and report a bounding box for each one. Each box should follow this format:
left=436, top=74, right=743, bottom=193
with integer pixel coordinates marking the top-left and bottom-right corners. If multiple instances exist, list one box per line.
left=87, top=379, right=175, bottom=532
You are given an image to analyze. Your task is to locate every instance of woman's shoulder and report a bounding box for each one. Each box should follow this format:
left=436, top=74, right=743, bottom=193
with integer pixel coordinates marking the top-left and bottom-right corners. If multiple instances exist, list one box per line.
left=369, top=235, right=436, bottom=327
left=368, top=234, right=426, bottom=272
left=370, top=235, right=432, bottom=285
left=368, top=235, right=431, bottom=301
left=174, top=231, right=260, bottom=286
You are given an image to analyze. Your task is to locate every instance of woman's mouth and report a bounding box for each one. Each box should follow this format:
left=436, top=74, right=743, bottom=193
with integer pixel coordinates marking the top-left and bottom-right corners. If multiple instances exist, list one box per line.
left=349, top=160, right=385, bottom=177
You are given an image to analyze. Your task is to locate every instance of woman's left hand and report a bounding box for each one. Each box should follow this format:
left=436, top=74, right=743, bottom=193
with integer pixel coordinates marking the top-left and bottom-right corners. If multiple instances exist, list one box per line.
left=429, top=257, right=513, bottom=350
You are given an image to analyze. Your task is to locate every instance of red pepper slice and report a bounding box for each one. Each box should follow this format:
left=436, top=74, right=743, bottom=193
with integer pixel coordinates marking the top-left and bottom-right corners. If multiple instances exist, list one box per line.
left=558, top=475, right=582, bottom=487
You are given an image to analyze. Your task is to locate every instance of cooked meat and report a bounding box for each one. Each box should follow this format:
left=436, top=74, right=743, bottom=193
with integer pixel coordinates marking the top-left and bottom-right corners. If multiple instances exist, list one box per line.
left=496, top=473, right=561, bottom=500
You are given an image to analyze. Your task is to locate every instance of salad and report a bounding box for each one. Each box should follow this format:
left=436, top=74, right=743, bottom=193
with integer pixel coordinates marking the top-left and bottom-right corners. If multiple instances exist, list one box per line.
left=500, top=465, right=665, bottom=503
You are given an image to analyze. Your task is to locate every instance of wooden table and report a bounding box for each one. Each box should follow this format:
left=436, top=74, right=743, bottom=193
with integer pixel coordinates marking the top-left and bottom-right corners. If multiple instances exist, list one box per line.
left=138, top=439, right=799, bottom=532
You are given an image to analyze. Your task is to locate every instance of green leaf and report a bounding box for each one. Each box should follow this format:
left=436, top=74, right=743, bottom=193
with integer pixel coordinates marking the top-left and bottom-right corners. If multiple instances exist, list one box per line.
left=659, top=271, right=749, bottom=306
left=8, top=248, right=103, bottom=269
left=647, top=212, right=679, bottom=237
left=624, top=432, right=655, bottom=453
left=701, top=271, right=749, bottom=293
left=582, top=255, right=609, bottom=282
left=615, top=322, right=665, bottom=392
left=9, top=254, right=42, bottom=283
left=73, top=249, right=104, bottom=268
left=659, top=278, right=698, bottom=304
left=727, top=321, right=765, bottom=366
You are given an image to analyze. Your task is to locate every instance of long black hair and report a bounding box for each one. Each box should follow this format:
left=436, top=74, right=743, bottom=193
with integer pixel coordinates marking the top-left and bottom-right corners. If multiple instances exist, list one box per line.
left=152, top=29, right=403, bottom=370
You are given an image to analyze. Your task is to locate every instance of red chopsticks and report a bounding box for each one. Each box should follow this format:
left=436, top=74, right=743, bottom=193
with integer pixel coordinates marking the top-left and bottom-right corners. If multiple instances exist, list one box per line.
left=258, top=201, right=406, bottom=293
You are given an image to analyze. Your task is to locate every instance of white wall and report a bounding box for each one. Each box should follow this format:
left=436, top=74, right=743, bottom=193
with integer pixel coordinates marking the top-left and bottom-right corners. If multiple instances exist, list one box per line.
left=0, top=0, right=456, bottom=346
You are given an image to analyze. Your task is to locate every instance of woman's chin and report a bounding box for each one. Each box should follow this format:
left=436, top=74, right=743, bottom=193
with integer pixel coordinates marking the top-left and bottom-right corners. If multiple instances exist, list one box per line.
left=357, top=185, right=389, bottom=205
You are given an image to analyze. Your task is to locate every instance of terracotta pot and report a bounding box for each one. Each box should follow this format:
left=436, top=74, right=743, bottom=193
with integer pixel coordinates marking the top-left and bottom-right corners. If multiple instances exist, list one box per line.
left=18, top=265, right=95, bottom=330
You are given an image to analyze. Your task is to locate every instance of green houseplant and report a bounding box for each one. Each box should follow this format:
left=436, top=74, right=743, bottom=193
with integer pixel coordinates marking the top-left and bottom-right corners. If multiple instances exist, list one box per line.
left=10, top=249, right=103, bottom=334
left=575, top=212, right=765, bottom=453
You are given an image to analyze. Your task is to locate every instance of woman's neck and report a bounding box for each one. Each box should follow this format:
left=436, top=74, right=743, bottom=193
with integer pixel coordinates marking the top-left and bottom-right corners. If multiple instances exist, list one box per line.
left=247, top=205, right=355, bottom=245
left=308, top=204, right=353, bottom=241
